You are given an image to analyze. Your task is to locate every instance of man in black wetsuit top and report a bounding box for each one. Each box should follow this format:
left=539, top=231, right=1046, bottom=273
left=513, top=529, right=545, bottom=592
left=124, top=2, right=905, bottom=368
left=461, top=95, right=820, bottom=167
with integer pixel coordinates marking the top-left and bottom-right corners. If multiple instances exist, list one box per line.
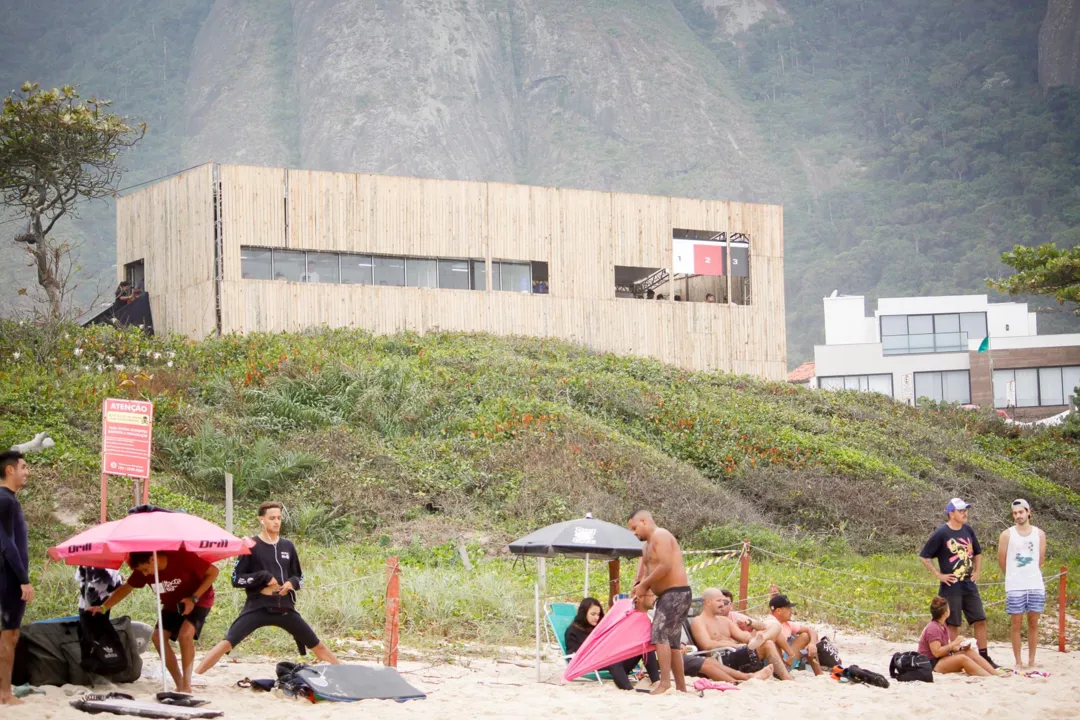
left=0, top=451, right=33, bottom=706
left=196, top=502, right=339, bottom=674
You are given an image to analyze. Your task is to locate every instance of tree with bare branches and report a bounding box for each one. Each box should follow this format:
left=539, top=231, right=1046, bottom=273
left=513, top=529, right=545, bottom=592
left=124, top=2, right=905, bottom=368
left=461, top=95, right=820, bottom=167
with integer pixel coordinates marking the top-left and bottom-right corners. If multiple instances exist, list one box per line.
left=1, top=82, right=145, bottom=318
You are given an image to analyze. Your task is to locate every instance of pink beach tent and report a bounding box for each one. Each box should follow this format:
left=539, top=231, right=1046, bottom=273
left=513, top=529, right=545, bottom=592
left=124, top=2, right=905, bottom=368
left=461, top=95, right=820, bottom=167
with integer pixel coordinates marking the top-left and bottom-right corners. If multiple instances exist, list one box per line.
left=48, top=510, right=251, bottom=568
left=563, top=598, right=655, bottom=682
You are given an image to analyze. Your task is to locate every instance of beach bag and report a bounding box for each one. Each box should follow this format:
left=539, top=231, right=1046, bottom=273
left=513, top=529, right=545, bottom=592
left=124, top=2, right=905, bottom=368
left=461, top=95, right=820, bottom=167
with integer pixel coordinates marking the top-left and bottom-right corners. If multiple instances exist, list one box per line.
left=816, top=635, right=841, bottom=668
left=889, top=651, right=934, bottom=683
left=832, top=664, right=889, bottom=688
left=79, top=612, right=129, bottom=677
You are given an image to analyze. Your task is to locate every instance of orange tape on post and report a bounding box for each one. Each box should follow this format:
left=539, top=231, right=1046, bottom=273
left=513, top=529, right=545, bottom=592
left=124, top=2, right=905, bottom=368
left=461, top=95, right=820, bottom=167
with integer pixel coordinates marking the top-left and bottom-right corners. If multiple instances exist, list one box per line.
left=384, top=556, right=400, bottom=667
left=1059, top=566, right=1067, bottom=654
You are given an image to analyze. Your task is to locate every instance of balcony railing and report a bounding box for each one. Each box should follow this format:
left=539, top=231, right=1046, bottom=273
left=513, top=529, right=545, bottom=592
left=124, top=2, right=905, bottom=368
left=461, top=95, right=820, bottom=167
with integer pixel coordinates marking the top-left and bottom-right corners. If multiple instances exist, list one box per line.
left=882, top=331, right=969, bottom=356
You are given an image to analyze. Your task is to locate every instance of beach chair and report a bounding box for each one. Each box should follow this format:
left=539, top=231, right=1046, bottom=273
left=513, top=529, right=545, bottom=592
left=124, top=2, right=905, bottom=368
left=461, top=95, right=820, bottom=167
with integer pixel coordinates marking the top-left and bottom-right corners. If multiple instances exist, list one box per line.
left=544, top=603, right=613, bottom=684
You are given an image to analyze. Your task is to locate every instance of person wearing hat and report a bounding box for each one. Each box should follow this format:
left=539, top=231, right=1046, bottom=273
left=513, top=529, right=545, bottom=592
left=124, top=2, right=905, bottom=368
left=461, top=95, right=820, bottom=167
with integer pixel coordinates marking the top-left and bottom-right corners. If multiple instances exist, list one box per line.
left=919, top=498, right=998, bottom=668
left=766, top=594, right=822, bottom=676
left=996, top=499, right=1046, bottom=669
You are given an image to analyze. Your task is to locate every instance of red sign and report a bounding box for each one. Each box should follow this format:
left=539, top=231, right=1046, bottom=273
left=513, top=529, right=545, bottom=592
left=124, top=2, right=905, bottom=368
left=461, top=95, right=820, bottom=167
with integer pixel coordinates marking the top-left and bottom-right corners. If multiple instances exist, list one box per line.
left=693, top=243, right=726, bottom=276
left=101, top=398, right=155, bottom=479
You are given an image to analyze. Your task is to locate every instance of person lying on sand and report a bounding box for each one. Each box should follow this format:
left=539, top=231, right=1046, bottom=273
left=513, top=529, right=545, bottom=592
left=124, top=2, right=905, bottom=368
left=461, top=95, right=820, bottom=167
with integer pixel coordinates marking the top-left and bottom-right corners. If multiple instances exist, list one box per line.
left=919, top=596, right=999, bottom=677
left=689, top=588, right=787, bottom=681
left=766, top=595, right=823, bottom=676
left=565, top=597, right=660, bottom=690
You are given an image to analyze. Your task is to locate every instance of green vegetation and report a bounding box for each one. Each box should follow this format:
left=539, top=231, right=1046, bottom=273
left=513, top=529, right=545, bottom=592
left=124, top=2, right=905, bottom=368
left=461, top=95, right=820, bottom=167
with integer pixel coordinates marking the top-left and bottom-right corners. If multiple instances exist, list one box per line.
left=991, top=242, right=1080, bottom=315
left=2, top=323, right=1078, bottom=650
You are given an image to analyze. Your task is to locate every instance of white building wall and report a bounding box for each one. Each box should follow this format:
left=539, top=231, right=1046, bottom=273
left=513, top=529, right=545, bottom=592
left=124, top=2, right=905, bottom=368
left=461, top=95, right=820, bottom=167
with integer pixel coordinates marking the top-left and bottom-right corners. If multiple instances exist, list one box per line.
left=877, top=295, right=989, bottom=316
left=814, top=342, right=970, bottom=399
left=823, top=295, right=875, bottom=345
left=986, top=303, right=1036, bottom=337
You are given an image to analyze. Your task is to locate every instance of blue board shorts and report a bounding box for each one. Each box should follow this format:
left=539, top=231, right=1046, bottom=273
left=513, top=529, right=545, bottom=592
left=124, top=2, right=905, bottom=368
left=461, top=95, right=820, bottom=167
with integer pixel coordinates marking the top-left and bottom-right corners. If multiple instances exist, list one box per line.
left=1005, top=590, right=1045, bottom=615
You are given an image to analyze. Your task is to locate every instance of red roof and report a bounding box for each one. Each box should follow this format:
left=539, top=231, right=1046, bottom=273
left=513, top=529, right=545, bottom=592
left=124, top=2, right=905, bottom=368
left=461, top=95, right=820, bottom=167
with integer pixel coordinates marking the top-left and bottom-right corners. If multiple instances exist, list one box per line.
left=788, top=361, right=816, bottom=383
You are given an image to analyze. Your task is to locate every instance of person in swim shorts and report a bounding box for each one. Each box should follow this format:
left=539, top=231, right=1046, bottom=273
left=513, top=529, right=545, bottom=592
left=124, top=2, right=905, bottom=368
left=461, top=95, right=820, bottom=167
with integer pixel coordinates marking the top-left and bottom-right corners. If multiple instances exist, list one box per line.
left=629, top=509, right=691, bottom=695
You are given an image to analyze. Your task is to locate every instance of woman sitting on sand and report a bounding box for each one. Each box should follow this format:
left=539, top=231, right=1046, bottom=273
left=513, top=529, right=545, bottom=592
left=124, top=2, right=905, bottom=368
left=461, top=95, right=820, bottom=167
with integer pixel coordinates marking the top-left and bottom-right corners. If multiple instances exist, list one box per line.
left=919, top=596, right=998, bottom=677
left=565, top=597, right=660, bottom=690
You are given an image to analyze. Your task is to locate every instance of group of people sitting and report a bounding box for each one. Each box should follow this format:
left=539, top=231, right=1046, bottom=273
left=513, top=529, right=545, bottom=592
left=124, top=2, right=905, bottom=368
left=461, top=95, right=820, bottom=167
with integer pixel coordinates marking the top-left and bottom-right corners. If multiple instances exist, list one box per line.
left=564, top=589, right=823, bottom=690
left=640, top=290, right=717, bottom=303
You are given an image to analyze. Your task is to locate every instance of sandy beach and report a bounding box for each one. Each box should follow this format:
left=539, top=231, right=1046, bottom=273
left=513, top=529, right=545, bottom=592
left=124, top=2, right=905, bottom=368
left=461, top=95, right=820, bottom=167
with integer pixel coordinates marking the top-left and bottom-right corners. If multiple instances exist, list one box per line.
left=7, top=633, right=1078, bottom=720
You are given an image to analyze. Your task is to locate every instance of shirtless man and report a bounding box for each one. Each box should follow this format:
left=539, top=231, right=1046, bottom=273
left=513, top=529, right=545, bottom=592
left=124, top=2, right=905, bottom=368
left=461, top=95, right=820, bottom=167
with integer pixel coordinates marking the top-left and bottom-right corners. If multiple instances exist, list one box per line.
left=690, top=588, right=790, bottom=680
left=767, top=595, right=822, bottom=676
left=629, top=510, right=691, bottom=694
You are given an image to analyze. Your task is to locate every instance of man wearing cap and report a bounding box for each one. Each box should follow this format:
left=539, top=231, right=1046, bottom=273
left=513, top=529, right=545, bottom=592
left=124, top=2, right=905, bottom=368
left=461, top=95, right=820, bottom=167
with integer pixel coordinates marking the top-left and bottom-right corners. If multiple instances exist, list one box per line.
left=766, top=594, right=822, bottom=676
left=997, top=499, right=1046, bottom=669
left=919, top=498, right=998, bottom=668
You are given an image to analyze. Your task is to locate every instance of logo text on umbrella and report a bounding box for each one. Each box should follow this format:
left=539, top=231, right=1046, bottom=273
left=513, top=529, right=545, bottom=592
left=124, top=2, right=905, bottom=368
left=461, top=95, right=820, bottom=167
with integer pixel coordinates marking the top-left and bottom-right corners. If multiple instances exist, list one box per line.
left=572, top=527, right=597, bottom=545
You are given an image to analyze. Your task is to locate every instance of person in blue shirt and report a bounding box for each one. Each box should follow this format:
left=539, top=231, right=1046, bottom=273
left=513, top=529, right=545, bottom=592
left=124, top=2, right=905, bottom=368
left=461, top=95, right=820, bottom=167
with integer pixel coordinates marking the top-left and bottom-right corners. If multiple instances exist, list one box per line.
left=0, top=450, right=33, bottom=706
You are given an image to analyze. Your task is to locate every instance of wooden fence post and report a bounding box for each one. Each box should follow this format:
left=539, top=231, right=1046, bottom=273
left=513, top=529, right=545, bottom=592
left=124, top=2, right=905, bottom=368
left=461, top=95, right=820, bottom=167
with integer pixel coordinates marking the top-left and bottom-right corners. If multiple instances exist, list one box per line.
left=738, top=540, right=751, bottom=611
left=608, top=559, right=620, bottom=608
left=384, top=556, right=400, bottom=667
left=1059, top=566, right=1068, bottom=654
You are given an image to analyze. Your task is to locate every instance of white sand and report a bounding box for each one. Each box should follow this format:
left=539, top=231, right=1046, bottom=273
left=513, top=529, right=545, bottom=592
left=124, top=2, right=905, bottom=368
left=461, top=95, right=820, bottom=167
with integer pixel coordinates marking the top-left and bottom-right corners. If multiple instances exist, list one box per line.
left=8, top=635, right=1078, bottom=720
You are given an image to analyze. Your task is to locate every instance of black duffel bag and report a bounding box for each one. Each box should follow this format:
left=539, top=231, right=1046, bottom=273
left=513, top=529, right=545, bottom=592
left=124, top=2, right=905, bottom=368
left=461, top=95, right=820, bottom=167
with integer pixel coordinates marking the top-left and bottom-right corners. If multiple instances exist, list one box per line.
left=889, top=651, right=934, bottom=683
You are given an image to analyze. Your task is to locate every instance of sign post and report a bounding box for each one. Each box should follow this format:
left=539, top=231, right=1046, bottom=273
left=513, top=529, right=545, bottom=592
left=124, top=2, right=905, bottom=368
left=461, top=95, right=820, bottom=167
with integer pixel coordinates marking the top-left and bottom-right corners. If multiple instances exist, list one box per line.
left=100, top=398, right=155, bottom=523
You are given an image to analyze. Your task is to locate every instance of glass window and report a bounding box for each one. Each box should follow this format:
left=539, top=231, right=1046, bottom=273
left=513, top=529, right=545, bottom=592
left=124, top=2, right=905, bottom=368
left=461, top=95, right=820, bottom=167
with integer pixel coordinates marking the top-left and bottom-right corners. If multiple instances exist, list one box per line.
left=880, top=315, right=907, bottom=336
left=844, top=375, right=866, bottom=391
left=819, top=377, right=844, bottom=390
left=241, top=247, right=273, bottom=280
left=1063, top=367, right=1080, bottom=404
left=882, top=335, right=908, bottom=355
left=993, top=370, right=1012, bottom=407
left=1014, top=369, right=1039, bottom=407
left=373, top=256, right=405, bottom=286
left=934, top=314, right=960, bottom=333
left=909, top=332, right=935, bottom=353
left=406, top=258, right=437, bottom=288
left=941, top=370, right=970, bottom=404
left=960, top=312, right=987, bottom=342
left=303, top=251, right=339, bottom=284
left=471, top=260, right=487, bottom=290
left=1039, top=367, right=1064, bottom=406
left=914, top=372, right=939, bottom=404
left=907, top=315, right=933, bottom=335
left=497, top=261, right=532, bottom=292
left=272, top=250, right=306, bottom=282
left=868, top=374, right=893, bottom=396
left=935, top=332, right=964, bottom=353
left=341, top=254, right=374, bottom=285
left=438, top=259, right=471, bottom=290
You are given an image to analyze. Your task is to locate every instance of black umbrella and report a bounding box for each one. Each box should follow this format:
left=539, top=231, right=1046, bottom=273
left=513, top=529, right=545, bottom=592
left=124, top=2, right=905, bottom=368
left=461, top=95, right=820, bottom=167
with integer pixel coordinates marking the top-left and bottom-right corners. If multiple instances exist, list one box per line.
left=508, top=514, right=643, bottom=560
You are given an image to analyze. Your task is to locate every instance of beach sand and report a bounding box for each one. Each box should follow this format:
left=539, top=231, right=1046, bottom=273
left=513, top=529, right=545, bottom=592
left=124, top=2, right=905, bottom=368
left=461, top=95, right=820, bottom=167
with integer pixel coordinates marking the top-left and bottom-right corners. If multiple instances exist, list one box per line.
left=7, top=634, right=1078, bottom=719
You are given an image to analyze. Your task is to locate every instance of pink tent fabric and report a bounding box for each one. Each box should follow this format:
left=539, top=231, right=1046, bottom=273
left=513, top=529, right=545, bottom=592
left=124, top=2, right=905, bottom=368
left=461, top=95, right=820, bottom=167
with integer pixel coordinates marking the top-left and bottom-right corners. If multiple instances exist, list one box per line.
left=49, top=511, right=251, bottom=569
left=563, top=598, right=655, bottom=682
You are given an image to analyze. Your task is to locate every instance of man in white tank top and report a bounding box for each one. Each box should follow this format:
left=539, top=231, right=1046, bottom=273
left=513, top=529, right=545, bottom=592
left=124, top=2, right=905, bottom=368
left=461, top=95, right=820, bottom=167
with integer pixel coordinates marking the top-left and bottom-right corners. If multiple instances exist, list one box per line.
left=996, top=499, right=1046, bottom=669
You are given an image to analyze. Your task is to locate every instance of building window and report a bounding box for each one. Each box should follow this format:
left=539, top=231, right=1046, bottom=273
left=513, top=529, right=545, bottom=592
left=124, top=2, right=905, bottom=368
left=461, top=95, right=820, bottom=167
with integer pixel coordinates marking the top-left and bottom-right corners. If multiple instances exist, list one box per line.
left=304, top=251, right=339, bottom=284
left=819, top=374, right=893, bottom=397
left=273, top=250, right=306, bottom=281
left=994, top=366, right=1080, bottom=407
left=880, top=312, right=986, bottom=355
left=341, top=255, right=374, bottom=285
left=405, top=258, right=437, bottom=288
left=494, top=261, right=531, bottom=292
left=438, top=259, right=471, bottom=290
left=125, top=259, right=146, bottom=290
left=913, top=370, right=970, bottom=405
left=241, top=248, right=273, bottom=280
left=471, top=260, right=487, bottom=290
left=373, top=256, right=406, bottom=286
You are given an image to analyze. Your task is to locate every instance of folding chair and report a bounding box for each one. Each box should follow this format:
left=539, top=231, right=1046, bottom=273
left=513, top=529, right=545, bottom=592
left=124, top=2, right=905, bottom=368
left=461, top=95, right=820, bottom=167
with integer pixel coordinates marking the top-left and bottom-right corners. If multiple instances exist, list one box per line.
left=544, top=602, right=613, bottom=684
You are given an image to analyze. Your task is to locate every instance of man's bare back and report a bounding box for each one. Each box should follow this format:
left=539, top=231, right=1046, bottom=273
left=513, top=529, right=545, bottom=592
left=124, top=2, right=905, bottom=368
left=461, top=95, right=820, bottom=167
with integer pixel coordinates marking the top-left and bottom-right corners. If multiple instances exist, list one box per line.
left=638, top=527, right=688, bottom=595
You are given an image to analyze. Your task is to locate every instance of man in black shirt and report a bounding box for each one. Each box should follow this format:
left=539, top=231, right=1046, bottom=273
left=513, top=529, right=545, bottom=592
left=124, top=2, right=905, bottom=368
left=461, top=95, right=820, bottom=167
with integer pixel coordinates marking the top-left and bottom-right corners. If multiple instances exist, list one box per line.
left=919, top=497, right=998, bottom=668
left=195, top=502, right=339, bottom=674
left=0, top=451, right=34, bottom=705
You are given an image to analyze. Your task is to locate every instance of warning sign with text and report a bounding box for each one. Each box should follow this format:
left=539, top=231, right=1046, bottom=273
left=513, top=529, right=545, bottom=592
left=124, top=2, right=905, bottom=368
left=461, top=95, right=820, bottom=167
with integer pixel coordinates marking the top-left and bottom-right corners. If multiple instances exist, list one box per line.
left=101, top=398, right=155, bottom=479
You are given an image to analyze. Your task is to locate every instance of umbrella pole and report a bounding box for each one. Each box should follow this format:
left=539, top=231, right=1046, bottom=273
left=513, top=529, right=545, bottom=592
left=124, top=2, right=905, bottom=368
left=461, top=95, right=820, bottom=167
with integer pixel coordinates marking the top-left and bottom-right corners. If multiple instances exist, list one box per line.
left=534, top=580, right=541, bottom=683
left=153, top=550, right=169, bottom=693
left=584, top=553, right=589, bottom=597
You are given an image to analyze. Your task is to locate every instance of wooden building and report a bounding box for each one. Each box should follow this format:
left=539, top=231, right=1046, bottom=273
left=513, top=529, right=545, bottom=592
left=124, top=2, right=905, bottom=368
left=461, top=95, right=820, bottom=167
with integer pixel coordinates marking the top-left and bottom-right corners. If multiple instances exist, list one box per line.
left=116, top=163, right=786, bottom=379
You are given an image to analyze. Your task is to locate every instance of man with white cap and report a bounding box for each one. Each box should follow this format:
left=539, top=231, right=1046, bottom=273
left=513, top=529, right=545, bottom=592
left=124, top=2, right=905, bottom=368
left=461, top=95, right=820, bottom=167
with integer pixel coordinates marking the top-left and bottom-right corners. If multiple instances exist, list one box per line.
left=997, top=499, right=1046, bottom=669
left=919, top=498, right=998, bottom=668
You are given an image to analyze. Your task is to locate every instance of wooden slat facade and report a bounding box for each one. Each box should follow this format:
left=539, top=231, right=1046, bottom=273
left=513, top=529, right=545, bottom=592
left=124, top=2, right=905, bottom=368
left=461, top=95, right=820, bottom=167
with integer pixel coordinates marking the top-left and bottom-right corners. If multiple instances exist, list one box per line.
left=117, top=162, right=786, bottom=379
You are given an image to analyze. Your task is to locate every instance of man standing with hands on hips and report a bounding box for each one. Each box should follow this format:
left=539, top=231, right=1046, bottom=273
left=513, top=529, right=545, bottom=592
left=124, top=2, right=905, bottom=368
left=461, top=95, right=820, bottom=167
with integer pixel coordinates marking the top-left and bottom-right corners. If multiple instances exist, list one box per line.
left=997, top=499, right=1046, bottom=670
left=919, top=498, right=999, bottom=668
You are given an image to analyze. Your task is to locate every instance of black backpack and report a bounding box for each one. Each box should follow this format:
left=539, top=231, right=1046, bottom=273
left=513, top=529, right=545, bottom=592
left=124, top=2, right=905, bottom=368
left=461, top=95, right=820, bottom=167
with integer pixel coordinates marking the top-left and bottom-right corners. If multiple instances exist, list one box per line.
left=816, top=635, right=842, bottom=668
left=78, top=612, right=129, bottom=677
left=889, top=651, right=934, bottom=683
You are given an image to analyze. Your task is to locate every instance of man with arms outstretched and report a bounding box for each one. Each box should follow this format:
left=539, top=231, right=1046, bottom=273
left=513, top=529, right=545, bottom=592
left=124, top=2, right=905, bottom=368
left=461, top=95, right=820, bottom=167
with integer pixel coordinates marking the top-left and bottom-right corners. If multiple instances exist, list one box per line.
left=629, top=509, right=691, bottom=694
left=919, top=497, right=998, bottom=668
left=196, top=502, right=339, bottom=674
left=997, top=499, right=1046, bottom=669
left=0, top=451, right=33, bottom=705
left=690, top=588, right=788, bottom=680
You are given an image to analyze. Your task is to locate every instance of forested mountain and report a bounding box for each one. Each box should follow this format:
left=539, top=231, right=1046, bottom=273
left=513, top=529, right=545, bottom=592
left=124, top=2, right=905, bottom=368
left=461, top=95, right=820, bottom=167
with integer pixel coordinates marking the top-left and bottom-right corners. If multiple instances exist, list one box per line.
left=2, top=0, right=1079, bottom=364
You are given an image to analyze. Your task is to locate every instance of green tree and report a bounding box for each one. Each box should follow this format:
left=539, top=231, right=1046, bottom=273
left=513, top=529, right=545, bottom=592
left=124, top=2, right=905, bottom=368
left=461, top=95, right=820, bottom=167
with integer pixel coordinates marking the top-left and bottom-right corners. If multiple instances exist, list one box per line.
left=1, top=83, right=145, bottom=318
left=989, top=244, right=1080, bottom=314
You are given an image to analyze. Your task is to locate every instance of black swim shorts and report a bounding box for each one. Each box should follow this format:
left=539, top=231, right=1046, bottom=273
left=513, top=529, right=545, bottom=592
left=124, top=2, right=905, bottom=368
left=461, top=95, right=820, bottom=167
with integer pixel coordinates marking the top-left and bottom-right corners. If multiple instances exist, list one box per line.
left=160, top=606, right=211, bottom=642
left=225, top=609, right=320, bottom=654
left=0, top=590, right=26, bottom=631
left=682, top=653, right=706, bottom=677
left=719, top=645, right=766, bottom=673
left=944, top=591, right=986, bottom=627
left=651, top=586, right=692, bottom=648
